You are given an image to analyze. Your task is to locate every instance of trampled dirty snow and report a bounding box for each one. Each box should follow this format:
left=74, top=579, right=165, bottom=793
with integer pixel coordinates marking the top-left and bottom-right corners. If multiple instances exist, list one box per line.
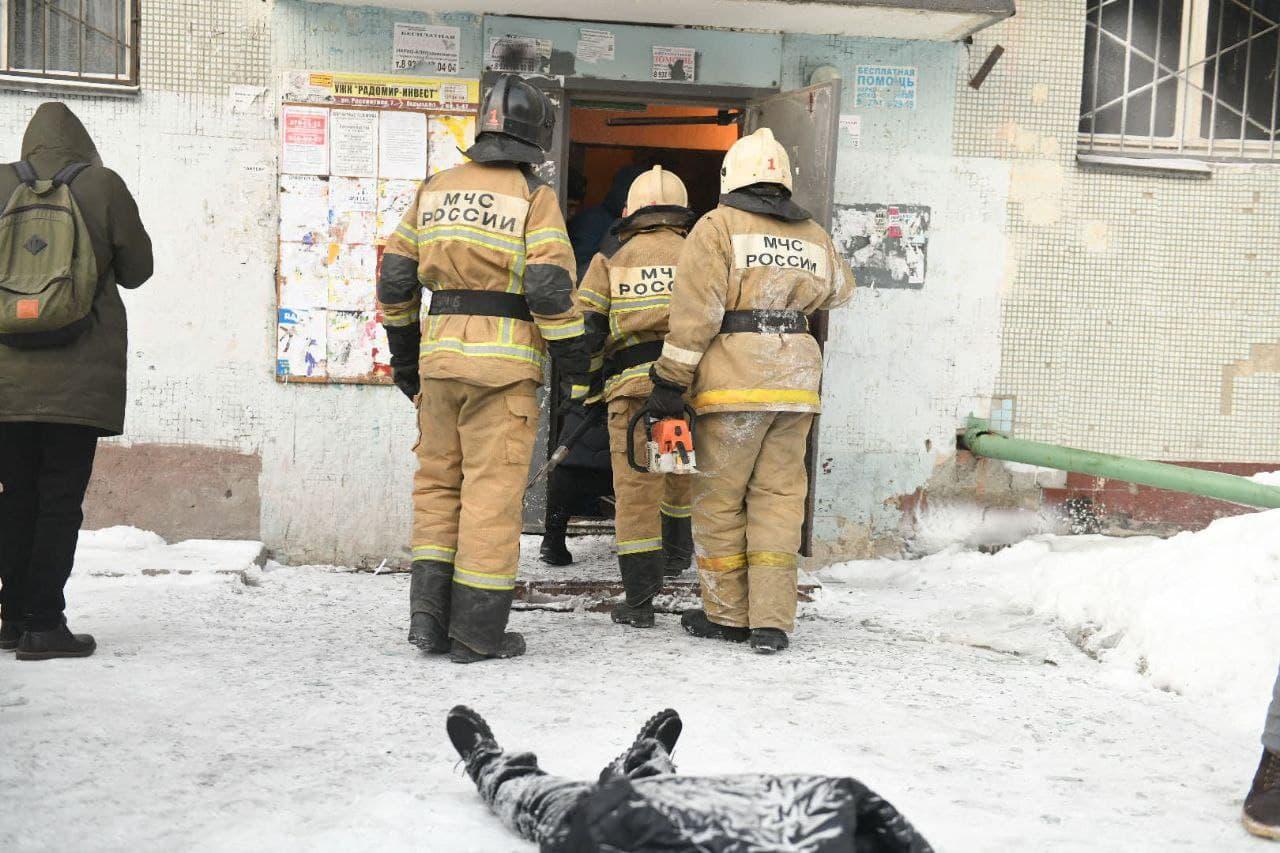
left=1, top=520, right=1276, bottom=852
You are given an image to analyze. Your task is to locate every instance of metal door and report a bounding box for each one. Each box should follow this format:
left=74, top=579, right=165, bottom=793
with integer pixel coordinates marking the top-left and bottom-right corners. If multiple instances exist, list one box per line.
left=744, top=80, right=842, bottom=555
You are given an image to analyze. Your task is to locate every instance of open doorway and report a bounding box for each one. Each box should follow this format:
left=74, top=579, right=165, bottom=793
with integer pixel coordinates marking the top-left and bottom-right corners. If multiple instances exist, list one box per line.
left=545, top=100, right=741, bottom=541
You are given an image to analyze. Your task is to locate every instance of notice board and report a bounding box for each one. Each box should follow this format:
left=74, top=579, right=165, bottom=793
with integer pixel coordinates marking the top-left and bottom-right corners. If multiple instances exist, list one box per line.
left=275, top=71, right=480, bottom=383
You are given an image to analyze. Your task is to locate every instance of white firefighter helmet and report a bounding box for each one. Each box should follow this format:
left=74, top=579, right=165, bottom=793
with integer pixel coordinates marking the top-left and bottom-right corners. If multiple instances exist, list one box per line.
left=720, top=127, right=792, bottom=194
left=624, top=165, right=689, bottom=214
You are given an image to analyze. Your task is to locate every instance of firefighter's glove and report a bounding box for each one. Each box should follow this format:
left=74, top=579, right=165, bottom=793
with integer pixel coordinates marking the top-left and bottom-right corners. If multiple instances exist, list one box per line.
left=645, top=367, right=687, bottom=419
left=547, top=336, right=591, bottom=376
left=383, top=325, right=422, bottom=402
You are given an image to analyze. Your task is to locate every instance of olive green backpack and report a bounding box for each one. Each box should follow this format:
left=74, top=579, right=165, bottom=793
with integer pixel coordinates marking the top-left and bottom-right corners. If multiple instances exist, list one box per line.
left=0, top=160, right=98, bottom=348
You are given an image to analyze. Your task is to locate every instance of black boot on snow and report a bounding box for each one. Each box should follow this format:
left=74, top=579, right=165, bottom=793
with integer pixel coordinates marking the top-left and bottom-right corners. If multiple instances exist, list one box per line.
left=539, top=532, right=573, bottom=566
left=1244, top=748, right=1280, bottom=839
left=749, top=628, right=790, bottom=654
left=408, top=612, right=449, bottom=653
left=446, top=705, right=498, bottom=759
left=661, top=514, right=693, bottom=578
left=612, top=552, right=663, bottom=628
left=680, top=609, right=749, bottom=643
left=0, top=619, right=23, bottom=651
left=634, top=708, right=682, bottom=755
left=450, top=632, right=527, bottom=664
left=16, top=622, right=96, bottom=660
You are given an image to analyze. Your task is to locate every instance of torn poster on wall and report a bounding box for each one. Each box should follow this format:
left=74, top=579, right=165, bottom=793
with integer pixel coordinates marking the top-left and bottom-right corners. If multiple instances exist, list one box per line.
left=652, top=46, right=697, bottom=82
left=327, top=310, right=382, bottom=379
left=855, top=65, right=917, bottom=110
left=831, top=203, right=931, bottom=290
left=487, top=35, right=552, bottom=74
left=277, top=308, right=327, bottom=378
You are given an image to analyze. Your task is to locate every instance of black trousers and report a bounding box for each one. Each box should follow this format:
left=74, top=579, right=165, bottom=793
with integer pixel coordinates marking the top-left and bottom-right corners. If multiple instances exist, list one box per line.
left=0, top=422, right=99, bottom=629
left=544, top=465, right=614, bottom=534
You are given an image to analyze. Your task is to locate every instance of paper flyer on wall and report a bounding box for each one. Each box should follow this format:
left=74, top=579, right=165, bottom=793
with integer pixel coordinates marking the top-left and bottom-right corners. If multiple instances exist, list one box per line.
left=279, top=242, right=329, bottom=308
left=652, top=46, right=696, bottom=82
left=327, top=310, right=379, bottom=378
left=855, top=65, right=918, bottom=110
left=329, top=177, right=377, bottom=244
left=282, top=70, right=479, bottom=112
left=327, top=244, right=378, bottom=311
left=393, top=24, right=461, bottom=75
left=487, top=35, right=551, bottom=74
left=329, top=109, right=379, bottom=177
left=281, top=105, right=330, bottom=174
left=279, top=174, right=329, bottom=244
left=576, top=28, right=615, bottom=64
left=277, top=308, right=327, bottom=378
left=428, top=114, right=475, bottom=175
left=378, top=110, right=428, bottom=180
left=376, top=179, right=420, bottom=242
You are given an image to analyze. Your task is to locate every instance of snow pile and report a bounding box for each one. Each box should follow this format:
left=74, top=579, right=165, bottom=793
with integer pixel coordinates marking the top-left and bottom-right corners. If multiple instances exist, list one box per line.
left=906, top=499, right=1065, bottom=556
left=822, top=509, right=1280, bottom=732
left=75, top=526, right=266, bottom=578
left=1250, top=470, right=1280, bottom=487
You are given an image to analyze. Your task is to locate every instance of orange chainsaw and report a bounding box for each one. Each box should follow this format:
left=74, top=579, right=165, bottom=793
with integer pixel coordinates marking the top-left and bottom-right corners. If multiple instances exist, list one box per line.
left=627, top=406, right=697, bottom=475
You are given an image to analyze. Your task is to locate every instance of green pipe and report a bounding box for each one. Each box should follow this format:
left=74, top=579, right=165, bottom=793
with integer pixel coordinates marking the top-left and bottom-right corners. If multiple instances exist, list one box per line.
left=960, top=417, right=1280, bottom=510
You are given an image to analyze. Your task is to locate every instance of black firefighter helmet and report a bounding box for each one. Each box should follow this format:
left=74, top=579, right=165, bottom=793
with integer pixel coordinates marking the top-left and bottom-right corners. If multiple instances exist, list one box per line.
left=479, top=74, right=555, bottom=152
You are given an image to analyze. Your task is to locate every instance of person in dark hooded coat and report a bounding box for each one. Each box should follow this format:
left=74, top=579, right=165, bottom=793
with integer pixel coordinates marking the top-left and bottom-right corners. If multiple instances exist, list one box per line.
left=567, top=164, right=645, bottom=280
left=446, top=705, right=934, bottom=853
left=0, top=102, right=153, bottom=660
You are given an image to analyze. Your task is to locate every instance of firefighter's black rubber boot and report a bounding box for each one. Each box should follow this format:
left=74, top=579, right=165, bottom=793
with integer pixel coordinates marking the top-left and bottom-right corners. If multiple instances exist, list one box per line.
left=0, top=619, right=23, bottom=651
left=15, top=622, right=96, bottom=660
left=409, top=560, right=453, bottom=652
left=612, top=552, right=663, bottom=628
left=680, top=608, right=749, bottom=643
left=446, top=705, right=498, bottom=759
left=1244, top=748, right=1280, bottom=839
left=450, top=632, right=527, bottom=664
left=661, top=514, right=693, bottom=577
left=634, top=708, right=682, bottom=755
left=539, top=532, right=573, bottom=566
left=408, top=612, right=449, bottom=653
left=749, top=628, right=790, bottom=654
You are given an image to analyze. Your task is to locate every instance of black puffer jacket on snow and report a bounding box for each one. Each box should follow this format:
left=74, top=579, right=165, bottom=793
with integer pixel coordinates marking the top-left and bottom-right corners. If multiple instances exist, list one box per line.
left=560, top=773, right=933, bottom=853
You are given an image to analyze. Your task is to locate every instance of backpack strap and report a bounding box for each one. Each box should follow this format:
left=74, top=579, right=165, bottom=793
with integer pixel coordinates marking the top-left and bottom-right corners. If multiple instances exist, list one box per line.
left=52, top=162, right=90, bottom=187
left=12, top=160, right=37, bottom=187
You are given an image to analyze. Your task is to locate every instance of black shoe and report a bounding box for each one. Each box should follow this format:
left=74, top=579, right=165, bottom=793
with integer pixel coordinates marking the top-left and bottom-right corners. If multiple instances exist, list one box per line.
left=0, top=619, right=23, bottom=651
left=450, top=632, right=527, bottom=664
left=680, top=609, right=749, bottom=643
left=539, top=533, right=573, bottom=566
left=408, top=612, right=450, bottom=653
left=446, top=705, right=498, bottom=760
left=634, top=708, right=682, bottom=755
left=1244, top=748, right=1280, bottom=839
left=614, top=552, right=662, bottom=629
left=661, top=515, right=693, bottom=578
left=749, top=628, right=790, bottom=654
left=16, top=623, right=96, bottom=660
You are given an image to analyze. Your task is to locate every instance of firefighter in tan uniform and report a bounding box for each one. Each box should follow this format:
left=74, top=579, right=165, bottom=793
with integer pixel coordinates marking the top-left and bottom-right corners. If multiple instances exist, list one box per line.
left=646, top=128, right=857, bottom=654
left=378, top=75, right=589, bottom=663
left=576, top=167, right=697, bottom=629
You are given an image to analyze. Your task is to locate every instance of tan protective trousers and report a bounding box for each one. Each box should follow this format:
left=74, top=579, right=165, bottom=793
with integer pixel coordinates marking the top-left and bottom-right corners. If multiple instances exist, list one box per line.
left=692, top=410, right=814, bottom=632
left=607, top=396, right=693, bottom=556
left=412, top=377, right=540, bottom=592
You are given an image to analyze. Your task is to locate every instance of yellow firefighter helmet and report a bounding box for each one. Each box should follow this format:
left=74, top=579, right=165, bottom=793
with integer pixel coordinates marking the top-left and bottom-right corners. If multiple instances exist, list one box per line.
left=624, top=165, right=689, bottom=214
left=720, top=127, right=792, bottom=194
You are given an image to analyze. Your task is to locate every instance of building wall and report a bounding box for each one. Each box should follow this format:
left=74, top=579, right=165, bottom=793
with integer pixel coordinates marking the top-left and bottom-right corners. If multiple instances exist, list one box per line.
left=958, top=0, right=1280, bottom=465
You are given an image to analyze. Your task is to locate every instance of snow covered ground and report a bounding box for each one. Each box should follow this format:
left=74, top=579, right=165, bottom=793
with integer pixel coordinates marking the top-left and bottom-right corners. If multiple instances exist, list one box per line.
left=2, top=516, right=1277, bottom=852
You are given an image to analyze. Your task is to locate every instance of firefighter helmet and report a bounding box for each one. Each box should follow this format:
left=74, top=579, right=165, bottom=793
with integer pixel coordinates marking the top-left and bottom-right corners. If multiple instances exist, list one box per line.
left=477, top=74, right=556, bottom=152
left=720, top=127, right=792, bottom=194
left=624, top=166, right=689, bottom=214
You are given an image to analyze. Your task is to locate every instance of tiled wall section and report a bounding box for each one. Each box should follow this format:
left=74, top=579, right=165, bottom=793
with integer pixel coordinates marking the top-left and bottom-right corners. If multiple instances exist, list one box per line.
left=142, top=0, right=271, bottom=94
left=956, top=0, right=1280, bottom=462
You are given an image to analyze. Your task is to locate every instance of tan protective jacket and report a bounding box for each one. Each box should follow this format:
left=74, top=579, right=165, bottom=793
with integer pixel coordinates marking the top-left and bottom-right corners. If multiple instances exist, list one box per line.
left=379, top=160, right=581, bottom=387
left=576, top=218, right=688, bottom=401
left=653, top=204, right=856, bottom=414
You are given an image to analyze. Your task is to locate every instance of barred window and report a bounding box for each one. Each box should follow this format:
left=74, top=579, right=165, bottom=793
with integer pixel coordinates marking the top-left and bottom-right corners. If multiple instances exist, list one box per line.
left=1080, top=0, right=1280, bottom=161
left=2, top=1, right=138, bottom=87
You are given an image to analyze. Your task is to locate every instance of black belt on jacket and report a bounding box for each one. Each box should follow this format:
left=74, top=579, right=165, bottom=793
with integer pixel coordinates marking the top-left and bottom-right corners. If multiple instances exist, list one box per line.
left=605, top=340, right=664, bottom=379
left=428, top=290, right=533, bottom=322
left=719, top=309, right=810, bottom=334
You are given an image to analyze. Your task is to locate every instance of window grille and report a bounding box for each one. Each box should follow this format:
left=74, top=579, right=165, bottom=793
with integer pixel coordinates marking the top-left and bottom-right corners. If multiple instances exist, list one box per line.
left=1079, top=0, right=1280, bottom=161
left=3, top=1, right=138, bottom=86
